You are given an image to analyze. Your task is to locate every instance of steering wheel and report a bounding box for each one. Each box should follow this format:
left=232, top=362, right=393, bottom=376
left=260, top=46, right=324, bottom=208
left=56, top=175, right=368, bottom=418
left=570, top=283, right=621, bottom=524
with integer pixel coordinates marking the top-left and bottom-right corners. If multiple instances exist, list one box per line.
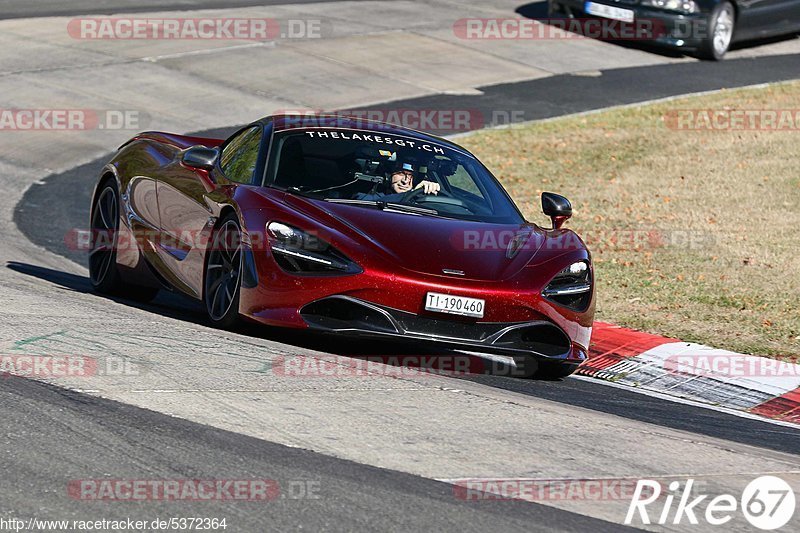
left=401, top=187, right=467, bottom=208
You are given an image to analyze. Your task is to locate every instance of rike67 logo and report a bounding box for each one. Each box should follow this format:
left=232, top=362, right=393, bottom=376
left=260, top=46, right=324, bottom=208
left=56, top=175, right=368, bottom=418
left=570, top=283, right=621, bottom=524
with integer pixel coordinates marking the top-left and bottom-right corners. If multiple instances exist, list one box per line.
left=626, top=476, right=796, bottom=530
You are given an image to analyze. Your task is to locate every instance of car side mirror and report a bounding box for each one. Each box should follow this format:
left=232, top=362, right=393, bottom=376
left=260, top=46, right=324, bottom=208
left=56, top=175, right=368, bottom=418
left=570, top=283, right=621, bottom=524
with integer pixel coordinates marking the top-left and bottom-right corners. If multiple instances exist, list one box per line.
left=541, top=192, right=572, bottom=230
left=182, top=146, right=218, bottom=171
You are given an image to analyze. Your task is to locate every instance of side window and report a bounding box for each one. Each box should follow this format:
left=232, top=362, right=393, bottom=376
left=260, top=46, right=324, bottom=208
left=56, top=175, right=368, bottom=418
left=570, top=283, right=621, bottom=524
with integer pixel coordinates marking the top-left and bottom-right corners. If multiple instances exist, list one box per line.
left=220, top=126, right=263, bottom=184
left=446, top=164, right=483, bottom=197
left=436, top=158, right=485, bottom=199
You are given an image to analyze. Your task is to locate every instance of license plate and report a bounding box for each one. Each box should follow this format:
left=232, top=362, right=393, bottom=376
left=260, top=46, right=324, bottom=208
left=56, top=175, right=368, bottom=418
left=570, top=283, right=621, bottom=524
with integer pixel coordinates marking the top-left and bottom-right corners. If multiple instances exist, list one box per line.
left=425, top=292, right=485, bottom=318
left=584, top=1, right=634, bottom=23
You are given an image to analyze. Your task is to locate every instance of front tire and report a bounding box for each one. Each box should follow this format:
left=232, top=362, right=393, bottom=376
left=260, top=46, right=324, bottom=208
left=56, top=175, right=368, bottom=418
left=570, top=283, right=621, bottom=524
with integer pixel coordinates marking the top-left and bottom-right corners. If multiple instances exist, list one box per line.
left=698, top=1, right=735, bottom=60
left=203, top=214, right=243, bottom=329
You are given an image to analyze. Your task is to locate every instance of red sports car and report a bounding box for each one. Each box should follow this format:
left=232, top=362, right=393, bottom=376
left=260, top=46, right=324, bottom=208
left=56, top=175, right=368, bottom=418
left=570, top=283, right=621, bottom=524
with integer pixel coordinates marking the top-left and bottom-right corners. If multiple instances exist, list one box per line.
left=89, top=115, right=594, bottom=378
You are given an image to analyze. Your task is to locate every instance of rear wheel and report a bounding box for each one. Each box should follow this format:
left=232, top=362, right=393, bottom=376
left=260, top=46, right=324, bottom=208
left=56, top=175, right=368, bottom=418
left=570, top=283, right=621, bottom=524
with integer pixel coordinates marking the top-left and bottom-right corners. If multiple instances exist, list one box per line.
left=89, top=179, right=158, bottom=302
left=204, top=214, right=243, bottom=329
left=89, top=180, right=122, bottom=293
left=698, top=1, right=735, bottom=60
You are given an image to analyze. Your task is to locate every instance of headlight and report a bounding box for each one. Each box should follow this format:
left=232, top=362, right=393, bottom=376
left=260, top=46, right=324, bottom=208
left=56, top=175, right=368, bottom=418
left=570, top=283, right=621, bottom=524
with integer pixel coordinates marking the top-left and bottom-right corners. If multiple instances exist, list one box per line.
left=267, top=221, right=302, bottom=243
left=542, top=261, right=592, bottom=311
left=267, top=221, right=361, bottom=275
left=642, top=0, right=700, bottom=13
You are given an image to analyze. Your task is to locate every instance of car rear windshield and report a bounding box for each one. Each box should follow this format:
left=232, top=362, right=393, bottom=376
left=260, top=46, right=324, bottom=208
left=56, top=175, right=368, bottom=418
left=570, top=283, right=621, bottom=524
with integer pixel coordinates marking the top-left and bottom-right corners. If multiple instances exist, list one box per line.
left=264, top=128, right=525, bottom=224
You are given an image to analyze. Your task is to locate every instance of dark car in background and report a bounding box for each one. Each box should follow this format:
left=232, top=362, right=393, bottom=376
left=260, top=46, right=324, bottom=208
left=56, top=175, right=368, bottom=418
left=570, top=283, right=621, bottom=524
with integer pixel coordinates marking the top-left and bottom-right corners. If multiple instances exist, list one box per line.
left=548, top=0, right=800, bottom=59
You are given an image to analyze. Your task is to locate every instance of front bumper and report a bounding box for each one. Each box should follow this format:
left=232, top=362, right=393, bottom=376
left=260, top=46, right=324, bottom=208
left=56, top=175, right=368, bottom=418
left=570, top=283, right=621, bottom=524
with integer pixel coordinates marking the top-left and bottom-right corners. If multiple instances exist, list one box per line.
left=551, top=1, right=710, bottom=49
left=299, top=295, right=587, bottom=362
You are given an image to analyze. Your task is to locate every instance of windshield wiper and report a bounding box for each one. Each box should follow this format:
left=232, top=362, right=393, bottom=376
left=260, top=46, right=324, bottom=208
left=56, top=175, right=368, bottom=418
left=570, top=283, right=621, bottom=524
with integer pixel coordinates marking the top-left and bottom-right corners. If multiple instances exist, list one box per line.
left=324, top=198, right=384, bottom=208
left=324, top=198, right=452, bottom=218
left=286, top=186, right=315, bottom=197
left=383, top=203, right=439, bottom=216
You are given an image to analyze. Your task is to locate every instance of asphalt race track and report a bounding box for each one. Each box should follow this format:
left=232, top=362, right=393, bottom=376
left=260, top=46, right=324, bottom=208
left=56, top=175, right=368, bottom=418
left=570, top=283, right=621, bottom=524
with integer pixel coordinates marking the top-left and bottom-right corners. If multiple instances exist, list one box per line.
left=2, top=0, right=800, bottom=531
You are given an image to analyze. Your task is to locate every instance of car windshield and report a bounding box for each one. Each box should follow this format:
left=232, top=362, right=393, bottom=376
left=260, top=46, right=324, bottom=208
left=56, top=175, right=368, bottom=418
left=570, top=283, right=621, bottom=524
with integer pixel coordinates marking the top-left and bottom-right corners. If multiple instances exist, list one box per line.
left=265, top=128, right=525, bottom=224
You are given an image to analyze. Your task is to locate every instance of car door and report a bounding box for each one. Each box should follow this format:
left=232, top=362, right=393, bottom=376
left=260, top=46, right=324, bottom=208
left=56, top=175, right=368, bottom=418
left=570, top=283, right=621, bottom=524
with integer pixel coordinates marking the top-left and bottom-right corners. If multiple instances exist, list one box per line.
left=116, top=141, right=175, bottom=271
left=155, top=126, right=264, bottom=298
left=736, top=0, right=798, bottom=39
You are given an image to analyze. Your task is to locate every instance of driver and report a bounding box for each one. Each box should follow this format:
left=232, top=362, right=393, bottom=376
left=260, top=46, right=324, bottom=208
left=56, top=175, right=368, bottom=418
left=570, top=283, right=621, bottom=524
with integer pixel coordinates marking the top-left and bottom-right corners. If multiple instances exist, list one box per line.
left=354, top=162, right=440, bottom=202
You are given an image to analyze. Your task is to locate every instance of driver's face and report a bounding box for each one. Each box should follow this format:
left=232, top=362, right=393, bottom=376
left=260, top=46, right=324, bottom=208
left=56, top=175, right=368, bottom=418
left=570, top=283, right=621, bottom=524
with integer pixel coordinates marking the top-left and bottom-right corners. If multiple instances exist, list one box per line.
left=390, top=170, right=414, bottom=193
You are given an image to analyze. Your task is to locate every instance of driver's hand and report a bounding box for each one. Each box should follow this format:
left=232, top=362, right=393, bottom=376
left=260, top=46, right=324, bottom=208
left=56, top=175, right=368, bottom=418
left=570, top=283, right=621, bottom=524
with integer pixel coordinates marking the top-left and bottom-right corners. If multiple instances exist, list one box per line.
left=414, top=180, right=440, bottom=195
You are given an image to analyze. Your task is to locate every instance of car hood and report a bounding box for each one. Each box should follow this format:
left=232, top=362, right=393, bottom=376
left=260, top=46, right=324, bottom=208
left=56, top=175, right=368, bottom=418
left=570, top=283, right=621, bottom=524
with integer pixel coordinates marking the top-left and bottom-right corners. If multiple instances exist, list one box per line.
left=286, top=195, right=551, bottom=281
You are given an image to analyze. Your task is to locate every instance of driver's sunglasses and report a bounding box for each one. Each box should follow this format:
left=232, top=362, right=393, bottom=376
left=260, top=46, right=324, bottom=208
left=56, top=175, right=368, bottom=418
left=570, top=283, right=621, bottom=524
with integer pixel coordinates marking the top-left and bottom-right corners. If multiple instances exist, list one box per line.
left=392, top=170, right=414, bottom=181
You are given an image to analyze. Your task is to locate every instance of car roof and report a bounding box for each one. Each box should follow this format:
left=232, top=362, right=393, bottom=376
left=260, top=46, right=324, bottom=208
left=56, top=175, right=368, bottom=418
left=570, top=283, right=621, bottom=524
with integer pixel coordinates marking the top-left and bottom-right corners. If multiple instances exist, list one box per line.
left=260, top=113, right=473, bottom=156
